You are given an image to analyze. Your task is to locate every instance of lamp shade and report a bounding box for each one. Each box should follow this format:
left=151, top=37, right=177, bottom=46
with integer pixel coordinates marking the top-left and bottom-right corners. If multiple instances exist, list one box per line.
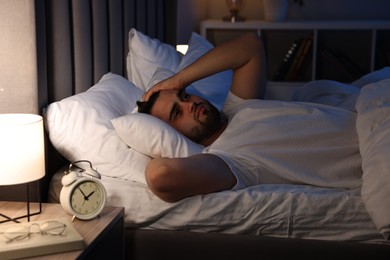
left=0, top=114, right=45, bottom=185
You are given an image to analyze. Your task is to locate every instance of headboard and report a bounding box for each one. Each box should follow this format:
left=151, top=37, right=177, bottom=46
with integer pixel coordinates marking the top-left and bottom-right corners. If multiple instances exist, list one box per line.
left=0, top=0, right=176, bottom=202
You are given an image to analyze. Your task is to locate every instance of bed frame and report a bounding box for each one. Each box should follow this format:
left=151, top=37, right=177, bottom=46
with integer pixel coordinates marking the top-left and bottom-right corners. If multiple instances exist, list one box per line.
left=12, top=0, right=390, bottom=259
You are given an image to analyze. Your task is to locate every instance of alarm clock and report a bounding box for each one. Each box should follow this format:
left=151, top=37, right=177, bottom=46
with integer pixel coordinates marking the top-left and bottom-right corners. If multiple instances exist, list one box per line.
left=60, top=160, right=107, bottom=221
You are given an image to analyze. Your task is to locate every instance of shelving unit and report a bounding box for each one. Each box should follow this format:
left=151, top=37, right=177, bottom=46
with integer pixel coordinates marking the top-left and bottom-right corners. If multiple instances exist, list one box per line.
left=200, top=20, right=390, bottom=85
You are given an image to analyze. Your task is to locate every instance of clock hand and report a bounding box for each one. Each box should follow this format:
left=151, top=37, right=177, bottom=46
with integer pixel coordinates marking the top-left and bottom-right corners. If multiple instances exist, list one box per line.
left=86, top=191, right=95, bottom=199
left=78, top=187, right=89, bottom=201
left=79, top=188, right=91, bottom=206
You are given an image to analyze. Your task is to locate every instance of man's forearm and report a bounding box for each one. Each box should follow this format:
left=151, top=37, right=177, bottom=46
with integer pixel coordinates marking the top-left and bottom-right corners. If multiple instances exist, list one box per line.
left=143, top=32, right=266, bottom=101
left=144, top=154, right=236, bottom=203
left=177, top=33, right=264, bottom=86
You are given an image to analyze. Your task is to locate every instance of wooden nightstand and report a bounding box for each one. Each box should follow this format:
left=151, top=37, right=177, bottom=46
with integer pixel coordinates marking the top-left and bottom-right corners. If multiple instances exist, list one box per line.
left=0, top=202, right=124, bottom=259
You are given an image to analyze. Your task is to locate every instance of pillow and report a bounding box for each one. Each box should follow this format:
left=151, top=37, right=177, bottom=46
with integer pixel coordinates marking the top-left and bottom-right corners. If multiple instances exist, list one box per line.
left=112, top=113, right=203, bottom=158
left=177, top=33, right=233, bottom=111
left=45, top=73, right=151, bottom=184
left=127, top=29, right=233, bottom=111
left=355, top=79, right=390, bottom=240
left=147, top=67, right=176, bottom=90
left=126, top=28, right=182, bottom=91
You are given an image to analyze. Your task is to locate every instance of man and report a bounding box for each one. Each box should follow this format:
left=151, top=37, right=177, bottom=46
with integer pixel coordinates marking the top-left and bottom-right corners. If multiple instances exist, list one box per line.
left=137, top=33, right=362, bottom=203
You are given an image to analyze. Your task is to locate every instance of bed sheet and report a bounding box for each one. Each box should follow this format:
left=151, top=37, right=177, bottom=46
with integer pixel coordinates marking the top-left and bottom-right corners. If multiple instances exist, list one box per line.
left=48, top=169, right=385, bottom=244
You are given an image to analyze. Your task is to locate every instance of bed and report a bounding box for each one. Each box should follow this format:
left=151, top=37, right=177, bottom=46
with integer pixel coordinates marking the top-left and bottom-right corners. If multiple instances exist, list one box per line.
left=33, top=1, right=390, bottom=259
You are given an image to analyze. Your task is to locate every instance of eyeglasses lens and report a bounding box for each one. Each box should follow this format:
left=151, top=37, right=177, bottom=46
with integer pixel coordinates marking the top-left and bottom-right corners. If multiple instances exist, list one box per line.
left=40, top=221, right=67, bottom=235
left=4, top=225, right=29, bottom=242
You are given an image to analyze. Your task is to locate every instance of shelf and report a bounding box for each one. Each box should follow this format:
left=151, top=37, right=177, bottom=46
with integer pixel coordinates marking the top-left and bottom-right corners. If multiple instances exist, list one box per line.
left=200, top=19, right=390, bottom=33
left=200, top=19, right=390, bottom=84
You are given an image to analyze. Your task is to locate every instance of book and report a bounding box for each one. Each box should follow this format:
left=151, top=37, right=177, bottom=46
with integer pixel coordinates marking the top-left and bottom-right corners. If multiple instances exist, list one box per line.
left=285, top=35, right=308, bottom=80
left=0, top=218, right=85, bottom=259
left=273, top=39, right=302, bottom=81
left=287, top=33, right=313, bottom=81
left=320, top=48, right=364, bottom=82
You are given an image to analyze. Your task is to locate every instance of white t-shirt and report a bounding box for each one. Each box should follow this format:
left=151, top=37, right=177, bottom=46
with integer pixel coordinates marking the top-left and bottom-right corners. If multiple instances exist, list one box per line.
left=203, top=92, right=362, bottom=190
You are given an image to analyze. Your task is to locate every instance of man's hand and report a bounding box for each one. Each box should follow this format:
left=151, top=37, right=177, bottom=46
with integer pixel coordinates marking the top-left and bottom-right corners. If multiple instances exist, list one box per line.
left=142, top=72, right=186, bottom=102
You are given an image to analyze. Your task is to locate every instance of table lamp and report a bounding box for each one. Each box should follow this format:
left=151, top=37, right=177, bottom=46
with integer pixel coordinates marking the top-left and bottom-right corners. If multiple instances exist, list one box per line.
left=223, top=0, right=245, bottom=23
left=0, top=114, right=45, bottom=223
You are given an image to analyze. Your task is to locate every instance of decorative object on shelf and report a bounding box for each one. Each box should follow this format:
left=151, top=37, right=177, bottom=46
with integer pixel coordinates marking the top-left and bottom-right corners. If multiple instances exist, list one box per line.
left=223, top=0, right=245, bottom=23
left=60, top=160, right=107, bottom=221
left=0, top=114, right=45, bottom=224
left=263, top=0, right=289, bottom=22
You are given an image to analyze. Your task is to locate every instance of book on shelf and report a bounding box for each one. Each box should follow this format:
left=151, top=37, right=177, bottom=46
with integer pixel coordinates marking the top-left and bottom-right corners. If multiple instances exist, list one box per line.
left=320, top=48, right=364, bottom=81
left=286, top=33, right=313, bottom=81
left=0, top=218, right=85, bottom=259
left=273, top=39, right=302, bottom=81
left=273, top=33, right=313, bottom=82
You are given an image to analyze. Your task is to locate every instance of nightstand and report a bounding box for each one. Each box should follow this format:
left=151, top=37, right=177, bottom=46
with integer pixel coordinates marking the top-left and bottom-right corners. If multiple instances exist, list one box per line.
left=0, top=202, right=124, bottom=259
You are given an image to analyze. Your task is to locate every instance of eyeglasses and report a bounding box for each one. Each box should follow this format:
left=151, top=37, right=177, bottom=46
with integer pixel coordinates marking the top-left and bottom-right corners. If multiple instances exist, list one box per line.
left=0, top=221, right=67, bottom=243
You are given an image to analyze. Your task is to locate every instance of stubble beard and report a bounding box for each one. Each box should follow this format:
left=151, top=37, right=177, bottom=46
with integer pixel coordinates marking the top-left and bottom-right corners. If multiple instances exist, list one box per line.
left=186, top=102, right=222, bottom=144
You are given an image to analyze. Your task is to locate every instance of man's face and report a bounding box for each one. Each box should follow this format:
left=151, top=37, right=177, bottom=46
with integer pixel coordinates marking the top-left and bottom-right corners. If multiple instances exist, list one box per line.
left=150, top=89, right=221, bottom=144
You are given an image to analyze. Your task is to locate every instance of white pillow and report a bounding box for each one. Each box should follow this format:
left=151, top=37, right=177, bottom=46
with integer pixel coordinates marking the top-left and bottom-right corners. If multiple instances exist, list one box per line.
left=355, top=79, right=390, bottom=239
left=112, top=113, right=204, bottom=158
left=147, top=67, right=176, bottom=90
left=126, top=28, right=182, bottom=91
left=45, top=73, right=151, bottom=184
left=177, top=33, right=233, bottom=111
left=126, top=29, right=232, bottom=111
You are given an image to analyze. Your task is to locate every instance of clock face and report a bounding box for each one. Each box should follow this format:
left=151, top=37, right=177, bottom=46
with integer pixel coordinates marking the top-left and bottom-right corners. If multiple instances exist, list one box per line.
left=70, top=179, right=105, bottom=217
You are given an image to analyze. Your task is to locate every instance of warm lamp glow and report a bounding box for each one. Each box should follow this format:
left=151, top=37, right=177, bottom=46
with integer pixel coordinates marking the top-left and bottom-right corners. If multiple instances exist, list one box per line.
left=0, top=114, right=45, bottom=185
left=223, top=0, right=245, bottom=23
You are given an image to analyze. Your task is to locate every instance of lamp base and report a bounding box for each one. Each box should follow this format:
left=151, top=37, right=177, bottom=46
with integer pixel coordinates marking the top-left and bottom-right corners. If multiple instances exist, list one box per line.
left=222, top=15, right=246, bottom=23
left=0, top=182, right=42, bottom=224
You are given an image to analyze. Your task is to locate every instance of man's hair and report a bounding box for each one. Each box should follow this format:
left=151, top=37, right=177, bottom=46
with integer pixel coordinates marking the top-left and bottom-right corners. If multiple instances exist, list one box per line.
left=136, top=91, right=160, bottom=114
